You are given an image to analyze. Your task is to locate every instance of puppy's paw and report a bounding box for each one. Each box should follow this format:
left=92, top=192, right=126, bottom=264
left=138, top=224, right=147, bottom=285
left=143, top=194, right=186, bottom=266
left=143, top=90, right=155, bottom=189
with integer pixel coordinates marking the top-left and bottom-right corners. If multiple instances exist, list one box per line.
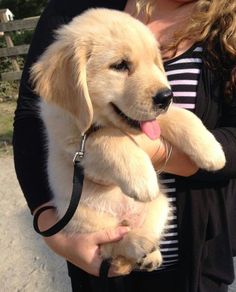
left=137, top=249, right=162, bottom=271
left=102, top=230, right=159, bottom=270
left=160, top=106, right=226, bottom=172
left=191, top=139, right=226, bottom=171
left=111, top=256, right=134, bottom=275
left=121, top=166, right=159, bottom=202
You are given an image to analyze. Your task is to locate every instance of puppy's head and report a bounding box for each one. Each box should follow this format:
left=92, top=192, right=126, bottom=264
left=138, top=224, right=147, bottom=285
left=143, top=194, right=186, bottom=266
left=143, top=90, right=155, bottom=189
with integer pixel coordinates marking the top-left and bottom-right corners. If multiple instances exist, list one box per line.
left=31, top=8, right=172, bottom=136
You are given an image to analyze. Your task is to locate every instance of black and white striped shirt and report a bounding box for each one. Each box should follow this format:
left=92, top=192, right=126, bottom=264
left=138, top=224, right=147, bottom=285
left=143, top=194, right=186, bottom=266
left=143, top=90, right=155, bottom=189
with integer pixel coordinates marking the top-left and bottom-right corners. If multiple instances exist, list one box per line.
left=157, top=44, right=203, bottom=271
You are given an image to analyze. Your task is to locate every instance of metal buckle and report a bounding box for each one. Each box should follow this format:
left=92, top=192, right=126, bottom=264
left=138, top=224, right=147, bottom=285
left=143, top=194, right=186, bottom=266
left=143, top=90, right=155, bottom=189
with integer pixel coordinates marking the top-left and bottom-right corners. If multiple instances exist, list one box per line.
left=73, top=134, right=87, bottom=164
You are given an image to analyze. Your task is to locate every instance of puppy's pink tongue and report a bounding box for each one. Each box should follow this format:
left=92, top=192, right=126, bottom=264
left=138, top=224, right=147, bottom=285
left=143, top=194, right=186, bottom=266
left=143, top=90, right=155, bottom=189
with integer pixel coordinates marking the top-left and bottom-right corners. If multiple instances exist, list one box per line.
left=140, top=120, right=161, bottom=140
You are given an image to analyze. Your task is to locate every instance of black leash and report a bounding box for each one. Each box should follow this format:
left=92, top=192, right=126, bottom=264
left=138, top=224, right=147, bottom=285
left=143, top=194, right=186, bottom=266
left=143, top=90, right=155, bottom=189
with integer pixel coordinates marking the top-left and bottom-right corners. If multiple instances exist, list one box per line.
left=33, top=134, right=87, bottom=237
left=33, top=158, right=84, bottom=237
left=33, top=133, right=112, bottom=288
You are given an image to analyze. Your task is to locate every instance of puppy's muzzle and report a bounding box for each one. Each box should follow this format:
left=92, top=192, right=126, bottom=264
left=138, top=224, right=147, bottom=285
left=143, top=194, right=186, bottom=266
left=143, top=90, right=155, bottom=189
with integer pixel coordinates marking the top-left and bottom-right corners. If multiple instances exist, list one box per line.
left=153, top=89, right=173, bottom=111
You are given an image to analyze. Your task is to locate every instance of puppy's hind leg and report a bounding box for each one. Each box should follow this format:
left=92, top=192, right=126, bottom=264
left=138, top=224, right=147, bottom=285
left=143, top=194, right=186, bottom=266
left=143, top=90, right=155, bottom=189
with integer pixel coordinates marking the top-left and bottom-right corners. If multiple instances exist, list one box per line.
left=136, top=192, right=170, bottom=271
left=100, top=192, right=170, bottom=274
left=101, top=229, right=159, bottom=275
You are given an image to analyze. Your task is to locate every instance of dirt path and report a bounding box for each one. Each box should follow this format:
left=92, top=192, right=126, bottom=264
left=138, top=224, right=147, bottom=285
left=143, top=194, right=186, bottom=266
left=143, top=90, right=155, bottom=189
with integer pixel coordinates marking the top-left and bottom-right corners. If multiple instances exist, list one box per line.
left=0, top=155, right=71, bottom=292
left=0, top=154, right=235, bottom=291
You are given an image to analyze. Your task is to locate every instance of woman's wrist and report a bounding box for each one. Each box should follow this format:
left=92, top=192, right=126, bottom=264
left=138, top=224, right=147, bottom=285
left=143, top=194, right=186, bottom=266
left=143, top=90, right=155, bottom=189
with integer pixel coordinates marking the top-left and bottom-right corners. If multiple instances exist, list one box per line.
left=154, top=138, right=173, bottom=174
left=163, top=143, right=199, bottom=176
left=144, top=136, right=199, bottom=177
left=152, top=138, right=169, bottom=171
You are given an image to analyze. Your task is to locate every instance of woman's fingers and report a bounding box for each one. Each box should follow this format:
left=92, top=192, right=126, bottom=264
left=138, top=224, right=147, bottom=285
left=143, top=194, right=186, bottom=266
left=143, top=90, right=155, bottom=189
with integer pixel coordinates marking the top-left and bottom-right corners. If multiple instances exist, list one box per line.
left=92, top=226, right=130, bottom=245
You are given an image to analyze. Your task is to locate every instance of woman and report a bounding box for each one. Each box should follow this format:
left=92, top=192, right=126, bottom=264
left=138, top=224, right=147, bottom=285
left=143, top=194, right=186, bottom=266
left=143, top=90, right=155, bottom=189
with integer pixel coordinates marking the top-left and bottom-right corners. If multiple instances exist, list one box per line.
left=13, top=0, right=236, bottom=291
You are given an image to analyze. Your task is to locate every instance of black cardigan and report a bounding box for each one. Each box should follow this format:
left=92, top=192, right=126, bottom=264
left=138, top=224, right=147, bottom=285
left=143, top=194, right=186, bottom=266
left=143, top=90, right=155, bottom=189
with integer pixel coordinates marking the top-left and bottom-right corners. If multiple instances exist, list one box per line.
left=13, top=0, right=236, bottom=291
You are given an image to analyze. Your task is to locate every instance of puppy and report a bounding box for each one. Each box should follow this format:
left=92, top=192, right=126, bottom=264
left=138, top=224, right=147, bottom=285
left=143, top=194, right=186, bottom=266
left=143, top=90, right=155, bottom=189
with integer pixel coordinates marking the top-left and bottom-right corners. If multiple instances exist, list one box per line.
left=31, top=8, right=226, bottom=274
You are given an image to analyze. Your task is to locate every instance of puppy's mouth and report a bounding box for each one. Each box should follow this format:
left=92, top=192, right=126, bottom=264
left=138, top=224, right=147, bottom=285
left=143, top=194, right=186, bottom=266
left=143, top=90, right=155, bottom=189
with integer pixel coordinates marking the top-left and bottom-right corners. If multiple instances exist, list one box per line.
left=111, top=103, right=140, bottom=129
left=110, top=103, right=161, bottom=140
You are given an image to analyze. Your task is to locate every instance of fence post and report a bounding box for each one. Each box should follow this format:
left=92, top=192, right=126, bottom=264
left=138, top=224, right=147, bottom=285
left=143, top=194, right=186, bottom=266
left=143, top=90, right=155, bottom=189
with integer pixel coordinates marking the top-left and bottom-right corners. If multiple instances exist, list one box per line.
left=0, top=9, right=20, bottom=72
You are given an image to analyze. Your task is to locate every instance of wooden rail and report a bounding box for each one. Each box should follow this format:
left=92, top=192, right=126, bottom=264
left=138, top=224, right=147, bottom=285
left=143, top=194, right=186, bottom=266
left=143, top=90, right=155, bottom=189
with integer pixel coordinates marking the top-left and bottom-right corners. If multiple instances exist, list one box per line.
left=0, top=9, right=39, bottom=82
left=0, top=44, right=30, bottom=58
left=0, top=17, right=39, bottom=33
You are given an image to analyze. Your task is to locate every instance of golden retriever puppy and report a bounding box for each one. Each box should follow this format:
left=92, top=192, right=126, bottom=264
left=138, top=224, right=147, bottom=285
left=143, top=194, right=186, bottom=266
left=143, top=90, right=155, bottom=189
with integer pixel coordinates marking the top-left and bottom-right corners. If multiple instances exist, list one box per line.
left=31, top=8, right=226, bottom=274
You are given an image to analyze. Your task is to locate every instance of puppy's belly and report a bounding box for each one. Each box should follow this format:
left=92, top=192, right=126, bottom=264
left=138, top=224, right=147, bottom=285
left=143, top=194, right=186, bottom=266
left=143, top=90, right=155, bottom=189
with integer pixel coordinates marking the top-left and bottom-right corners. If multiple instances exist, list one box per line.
left=80, top=181, right=148, bottom=229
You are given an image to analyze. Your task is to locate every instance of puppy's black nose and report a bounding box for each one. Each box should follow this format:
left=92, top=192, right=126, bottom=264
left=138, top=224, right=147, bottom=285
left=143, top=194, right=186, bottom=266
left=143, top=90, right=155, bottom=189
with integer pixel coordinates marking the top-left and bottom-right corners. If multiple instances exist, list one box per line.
left=153, top=89, right=173, bottom=110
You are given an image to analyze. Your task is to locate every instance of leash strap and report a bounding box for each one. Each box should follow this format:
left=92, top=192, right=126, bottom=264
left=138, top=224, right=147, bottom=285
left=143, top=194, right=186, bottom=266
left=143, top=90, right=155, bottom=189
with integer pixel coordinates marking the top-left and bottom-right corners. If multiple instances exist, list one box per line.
left=33, top=160, right=84, bottom=237
left=91, top=259, right=111, bottom=292
left=33, top=131, right=112, bottom=280
left=99, top=259, right=111, bottom=279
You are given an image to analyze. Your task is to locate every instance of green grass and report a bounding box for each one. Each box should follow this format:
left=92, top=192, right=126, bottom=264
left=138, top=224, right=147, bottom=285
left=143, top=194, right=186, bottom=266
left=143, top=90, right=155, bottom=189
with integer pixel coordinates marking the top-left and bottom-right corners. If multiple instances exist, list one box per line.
left=0, top=101, right=16, bottom=155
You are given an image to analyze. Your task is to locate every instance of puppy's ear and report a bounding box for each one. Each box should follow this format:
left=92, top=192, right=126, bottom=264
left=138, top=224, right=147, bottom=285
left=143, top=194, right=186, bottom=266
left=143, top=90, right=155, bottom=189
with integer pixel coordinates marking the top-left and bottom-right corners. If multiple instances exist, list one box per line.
left=154, top=43, right=165, bottom=73
left=31, top=40, right=93, bottom=134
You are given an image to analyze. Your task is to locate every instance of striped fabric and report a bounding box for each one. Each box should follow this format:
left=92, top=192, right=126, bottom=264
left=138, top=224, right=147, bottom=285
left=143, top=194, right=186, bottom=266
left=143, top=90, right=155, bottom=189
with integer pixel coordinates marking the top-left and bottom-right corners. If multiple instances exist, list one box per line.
left=164, top=45, right=203, bottom=111
left=156, top=44, right=203, bottom=271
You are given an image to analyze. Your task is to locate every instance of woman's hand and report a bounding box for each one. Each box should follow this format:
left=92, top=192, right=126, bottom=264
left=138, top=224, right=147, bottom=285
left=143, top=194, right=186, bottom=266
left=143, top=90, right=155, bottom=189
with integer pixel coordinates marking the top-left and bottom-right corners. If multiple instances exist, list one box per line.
left=129, top=132, right=199, bottom=177
left=34, top=203, right=129, bottom=277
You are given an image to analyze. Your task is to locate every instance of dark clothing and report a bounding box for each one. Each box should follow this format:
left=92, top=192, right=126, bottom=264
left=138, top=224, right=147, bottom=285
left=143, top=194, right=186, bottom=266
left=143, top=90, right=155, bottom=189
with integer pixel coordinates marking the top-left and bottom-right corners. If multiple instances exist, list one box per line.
left=67, top=261, right=227, bottom=292
left=13, top=0, right=236, bottom=291
left=68, top=261, right=180, bottom=292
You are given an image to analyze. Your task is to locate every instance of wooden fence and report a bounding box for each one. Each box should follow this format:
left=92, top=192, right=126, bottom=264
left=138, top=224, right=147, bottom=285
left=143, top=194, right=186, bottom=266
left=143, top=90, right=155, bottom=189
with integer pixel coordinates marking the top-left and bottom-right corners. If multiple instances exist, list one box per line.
left=0, top=9, right=39, bottom=82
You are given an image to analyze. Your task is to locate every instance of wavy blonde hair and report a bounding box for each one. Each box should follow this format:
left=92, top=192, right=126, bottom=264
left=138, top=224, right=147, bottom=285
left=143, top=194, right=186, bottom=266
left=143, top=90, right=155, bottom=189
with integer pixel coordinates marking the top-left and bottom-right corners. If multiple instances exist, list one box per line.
left=135, top=0, right=236, bottom=97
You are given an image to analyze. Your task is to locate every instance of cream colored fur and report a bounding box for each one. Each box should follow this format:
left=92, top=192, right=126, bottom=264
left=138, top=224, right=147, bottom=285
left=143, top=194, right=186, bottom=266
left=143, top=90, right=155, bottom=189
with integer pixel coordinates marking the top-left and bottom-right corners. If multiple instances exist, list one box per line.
left=31, top=8, right=226, bottom=273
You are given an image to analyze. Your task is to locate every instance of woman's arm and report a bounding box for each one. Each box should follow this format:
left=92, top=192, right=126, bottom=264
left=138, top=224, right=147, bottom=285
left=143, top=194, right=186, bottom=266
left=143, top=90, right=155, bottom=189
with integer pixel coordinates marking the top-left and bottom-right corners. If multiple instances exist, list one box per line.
left=33, top=201, right=129, bottom=277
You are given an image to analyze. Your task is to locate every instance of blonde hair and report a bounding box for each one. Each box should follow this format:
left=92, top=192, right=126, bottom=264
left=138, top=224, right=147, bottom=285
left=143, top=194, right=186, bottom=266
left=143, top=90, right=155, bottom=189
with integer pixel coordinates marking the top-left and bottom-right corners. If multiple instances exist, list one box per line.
left=135, top=0, right=236, bottom=97
left=134, top=0, right=155, bottom=19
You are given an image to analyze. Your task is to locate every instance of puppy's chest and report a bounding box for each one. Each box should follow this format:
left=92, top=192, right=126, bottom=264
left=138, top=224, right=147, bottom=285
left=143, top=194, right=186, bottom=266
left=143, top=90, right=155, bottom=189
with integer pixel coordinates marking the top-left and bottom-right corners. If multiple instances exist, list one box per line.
left=117, top=198, right=147, bottom=228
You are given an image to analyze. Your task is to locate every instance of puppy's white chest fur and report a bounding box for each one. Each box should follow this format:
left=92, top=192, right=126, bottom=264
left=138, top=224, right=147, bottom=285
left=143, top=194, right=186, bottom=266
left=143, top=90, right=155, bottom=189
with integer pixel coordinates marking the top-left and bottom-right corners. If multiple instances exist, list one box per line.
left=80, top=182, right=148, bottom=229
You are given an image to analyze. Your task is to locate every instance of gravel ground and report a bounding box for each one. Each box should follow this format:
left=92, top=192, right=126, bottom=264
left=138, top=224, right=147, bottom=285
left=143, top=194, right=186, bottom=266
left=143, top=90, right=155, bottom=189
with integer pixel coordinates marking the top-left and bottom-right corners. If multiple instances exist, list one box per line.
left=0, top=154, right=235, bottom=292
left=0, top=155, right=71, bottom=292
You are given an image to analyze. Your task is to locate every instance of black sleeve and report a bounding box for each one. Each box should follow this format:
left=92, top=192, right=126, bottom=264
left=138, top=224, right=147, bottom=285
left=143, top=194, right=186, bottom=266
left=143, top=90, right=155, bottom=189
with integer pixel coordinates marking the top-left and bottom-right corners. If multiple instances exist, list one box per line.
left=13, top=0, right=92, bottom=213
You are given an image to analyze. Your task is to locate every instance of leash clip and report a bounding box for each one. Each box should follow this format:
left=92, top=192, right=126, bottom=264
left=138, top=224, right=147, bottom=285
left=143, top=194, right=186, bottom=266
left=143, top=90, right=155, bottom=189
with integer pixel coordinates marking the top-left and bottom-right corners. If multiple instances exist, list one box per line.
left=73, top=134, right=87, bottom=164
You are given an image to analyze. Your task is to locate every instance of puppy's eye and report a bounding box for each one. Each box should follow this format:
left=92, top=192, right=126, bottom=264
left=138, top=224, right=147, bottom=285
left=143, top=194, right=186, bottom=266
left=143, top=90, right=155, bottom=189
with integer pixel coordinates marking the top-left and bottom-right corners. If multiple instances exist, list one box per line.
left=110, top=60, right=130, bottom=72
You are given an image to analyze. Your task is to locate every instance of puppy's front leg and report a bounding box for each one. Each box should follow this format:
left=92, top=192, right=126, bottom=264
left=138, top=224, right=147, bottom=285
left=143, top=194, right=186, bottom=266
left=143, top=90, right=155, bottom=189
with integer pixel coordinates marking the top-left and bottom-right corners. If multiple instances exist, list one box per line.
left=157, top=106, right=226, bottom=171
left=81, top=128, right=159, bottom=202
